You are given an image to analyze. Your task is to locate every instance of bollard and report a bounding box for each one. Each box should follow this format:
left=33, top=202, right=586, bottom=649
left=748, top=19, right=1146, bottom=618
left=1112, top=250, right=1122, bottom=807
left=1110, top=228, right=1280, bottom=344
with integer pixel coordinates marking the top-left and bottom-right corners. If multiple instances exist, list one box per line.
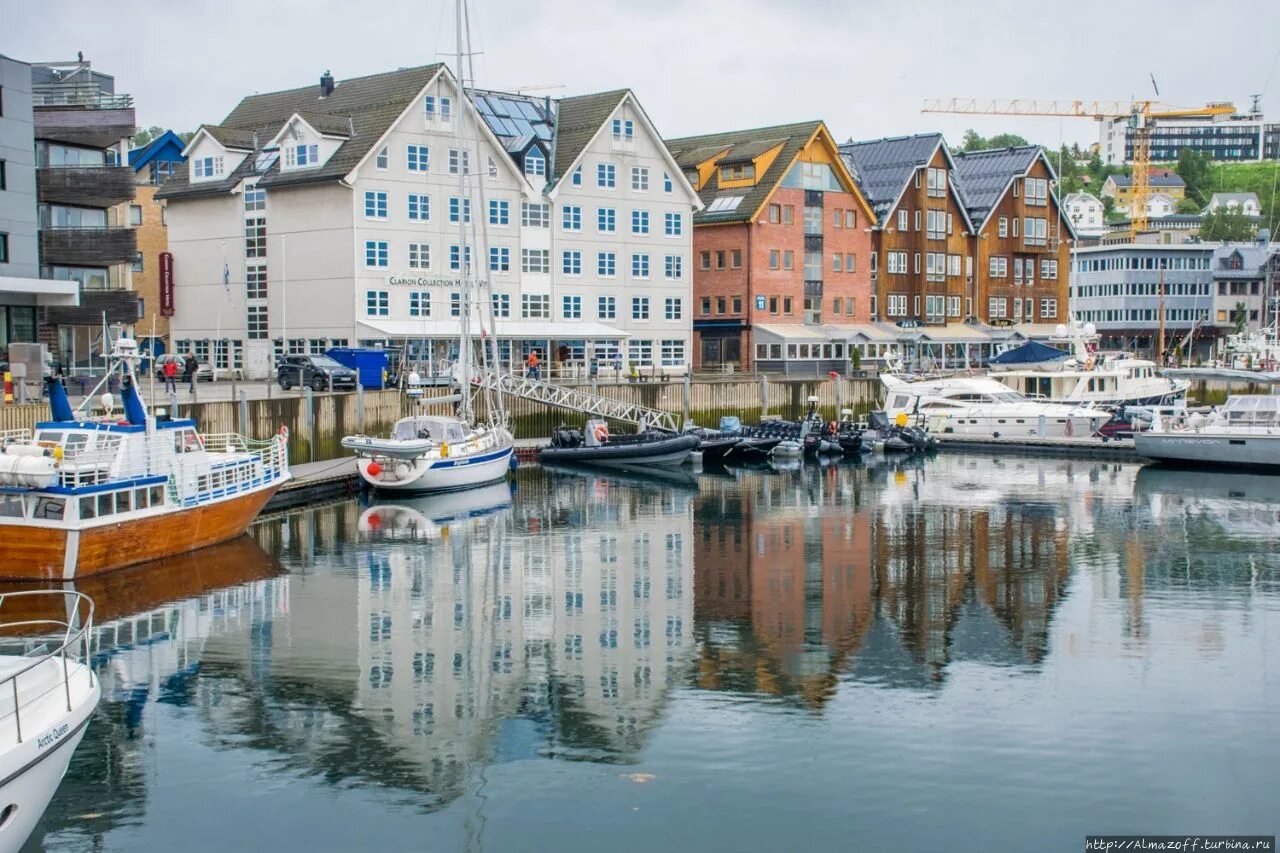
left=2, top=372, right=11, bottom=405
left=759, top=374, right=769, bottom=418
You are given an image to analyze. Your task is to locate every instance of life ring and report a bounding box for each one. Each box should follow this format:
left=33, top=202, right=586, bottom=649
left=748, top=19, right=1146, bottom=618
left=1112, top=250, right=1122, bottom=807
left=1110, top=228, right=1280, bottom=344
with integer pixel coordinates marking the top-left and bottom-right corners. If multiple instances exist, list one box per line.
left=1084, top=355, right=1096, bottom=371
left=592, top=423, right=610, bottom=443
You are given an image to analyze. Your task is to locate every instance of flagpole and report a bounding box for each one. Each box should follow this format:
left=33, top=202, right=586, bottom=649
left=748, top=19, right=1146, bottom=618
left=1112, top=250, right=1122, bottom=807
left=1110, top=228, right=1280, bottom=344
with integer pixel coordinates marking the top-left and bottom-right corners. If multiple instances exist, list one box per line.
left=216, top=240, right=226, bottom=382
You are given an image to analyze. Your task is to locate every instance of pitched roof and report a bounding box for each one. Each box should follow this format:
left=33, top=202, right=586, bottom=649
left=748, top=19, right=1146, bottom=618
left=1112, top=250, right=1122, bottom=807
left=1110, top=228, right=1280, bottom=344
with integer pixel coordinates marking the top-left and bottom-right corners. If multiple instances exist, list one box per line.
left=293, top=110, right=354, bottom=138
left=838, top=133, right=943, bottom=221
left=1063, top=192, right=1101, bottom=205
left=1108, top=173, right=1185, bottom=188
left=128, top=130, right=186, bottom=171
left=550, top=89, right=629, bottom=179
left=1209, top=191, right=1260, bottom=204
left=665, top=121, right=824, bottom=224
left=158, top=64, right=442, bottom=200
left=203, top=124, right=257, bottom=151
left=951, top=145, right=1042, bottom=225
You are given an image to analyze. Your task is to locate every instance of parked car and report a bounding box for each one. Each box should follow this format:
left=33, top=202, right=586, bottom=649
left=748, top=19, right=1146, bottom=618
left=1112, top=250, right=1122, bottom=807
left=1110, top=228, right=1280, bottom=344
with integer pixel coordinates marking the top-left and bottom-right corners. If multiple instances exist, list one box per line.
left=153, top=353, right=214, bottom=382
left=277, top=355, right=358, bottom=391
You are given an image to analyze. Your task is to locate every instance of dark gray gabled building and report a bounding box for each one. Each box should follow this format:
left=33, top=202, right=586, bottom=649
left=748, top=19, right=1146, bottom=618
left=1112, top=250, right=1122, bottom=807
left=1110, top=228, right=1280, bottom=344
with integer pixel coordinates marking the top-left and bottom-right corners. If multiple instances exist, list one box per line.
left=30, top=57, right=138, bottom=366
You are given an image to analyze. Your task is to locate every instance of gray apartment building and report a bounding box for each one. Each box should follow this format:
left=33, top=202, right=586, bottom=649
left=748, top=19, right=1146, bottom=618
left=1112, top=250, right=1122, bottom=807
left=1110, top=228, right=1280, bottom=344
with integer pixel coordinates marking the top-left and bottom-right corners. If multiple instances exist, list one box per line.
left=0, top=54, right=78, bottom=352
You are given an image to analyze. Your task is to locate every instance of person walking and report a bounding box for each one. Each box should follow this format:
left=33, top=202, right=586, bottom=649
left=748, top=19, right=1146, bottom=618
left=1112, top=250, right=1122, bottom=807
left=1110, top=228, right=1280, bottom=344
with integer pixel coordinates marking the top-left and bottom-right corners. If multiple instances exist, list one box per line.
left=525, top=350, right=540, bottom=380
left=162, top=357, right=178, bottom=394
left=182, top=352, right=198, bottom=393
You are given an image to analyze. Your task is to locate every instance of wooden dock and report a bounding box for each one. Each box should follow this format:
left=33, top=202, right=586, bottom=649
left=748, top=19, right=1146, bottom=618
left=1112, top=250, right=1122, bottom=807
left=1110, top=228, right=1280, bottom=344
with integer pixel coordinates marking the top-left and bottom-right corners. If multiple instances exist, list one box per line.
left=267, top=457, right=360, bottom=510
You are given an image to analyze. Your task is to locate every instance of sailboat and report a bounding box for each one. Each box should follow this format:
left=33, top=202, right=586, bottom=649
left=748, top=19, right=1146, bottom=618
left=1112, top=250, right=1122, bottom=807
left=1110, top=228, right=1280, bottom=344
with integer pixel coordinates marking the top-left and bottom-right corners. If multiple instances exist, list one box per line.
left=342, top=4, right=514, bottom=494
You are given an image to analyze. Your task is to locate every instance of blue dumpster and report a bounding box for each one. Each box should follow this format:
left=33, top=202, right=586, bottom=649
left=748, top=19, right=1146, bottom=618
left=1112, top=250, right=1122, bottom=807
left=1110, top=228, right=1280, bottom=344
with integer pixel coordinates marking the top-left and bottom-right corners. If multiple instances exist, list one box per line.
left=326, top=348, right=389, bottom=389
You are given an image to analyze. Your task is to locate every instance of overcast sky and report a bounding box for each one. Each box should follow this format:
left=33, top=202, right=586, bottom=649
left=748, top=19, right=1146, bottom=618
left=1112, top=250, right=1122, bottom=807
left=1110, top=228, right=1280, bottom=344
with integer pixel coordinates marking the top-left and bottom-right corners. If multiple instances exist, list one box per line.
left=8, top=0, right=1280, bottom=151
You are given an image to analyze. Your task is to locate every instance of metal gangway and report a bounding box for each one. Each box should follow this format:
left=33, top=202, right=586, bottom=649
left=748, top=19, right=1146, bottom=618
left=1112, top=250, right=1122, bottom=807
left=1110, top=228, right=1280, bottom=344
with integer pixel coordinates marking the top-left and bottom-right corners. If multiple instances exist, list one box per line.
left=473, top=368, right=678, bottom=432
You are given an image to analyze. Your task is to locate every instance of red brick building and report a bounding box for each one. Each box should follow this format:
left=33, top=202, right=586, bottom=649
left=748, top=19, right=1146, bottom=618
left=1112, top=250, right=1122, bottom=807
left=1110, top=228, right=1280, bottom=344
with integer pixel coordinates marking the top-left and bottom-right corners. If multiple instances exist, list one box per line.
left=665, top=122, right=875, bottom=371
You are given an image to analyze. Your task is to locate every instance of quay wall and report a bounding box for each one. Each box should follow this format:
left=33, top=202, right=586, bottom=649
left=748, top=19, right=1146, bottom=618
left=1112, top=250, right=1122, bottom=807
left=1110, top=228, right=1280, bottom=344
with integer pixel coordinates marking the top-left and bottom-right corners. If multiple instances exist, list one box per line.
left=0, top=376, right=880, bottom=465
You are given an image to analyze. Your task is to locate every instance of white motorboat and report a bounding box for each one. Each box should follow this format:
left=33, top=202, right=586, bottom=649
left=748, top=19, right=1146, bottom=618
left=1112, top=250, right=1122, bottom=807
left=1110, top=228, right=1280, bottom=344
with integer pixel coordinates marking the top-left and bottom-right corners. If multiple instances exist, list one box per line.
left=882, top=374, right=1110, bottom=439
left=0, top=591, right=100, bottom=853
left=1135, top=395, right=1280, bottom=470
left=989, top=319, right=1188, bottom=407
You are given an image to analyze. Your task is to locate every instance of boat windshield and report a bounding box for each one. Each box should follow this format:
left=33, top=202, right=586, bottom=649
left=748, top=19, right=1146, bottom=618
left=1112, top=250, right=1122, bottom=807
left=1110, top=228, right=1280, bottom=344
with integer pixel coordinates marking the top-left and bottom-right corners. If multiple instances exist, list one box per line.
left=1222, top=395, right=1280, bottom=425
left=393, top=418, right=468, bottom=442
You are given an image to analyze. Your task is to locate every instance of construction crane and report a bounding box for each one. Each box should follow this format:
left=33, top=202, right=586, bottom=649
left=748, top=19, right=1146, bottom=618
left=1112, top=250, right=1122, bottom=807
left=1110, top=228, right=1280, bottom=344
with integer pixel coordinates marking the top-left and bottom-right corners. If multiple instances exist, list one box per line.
left=921, top=98, right=1237, bottom=233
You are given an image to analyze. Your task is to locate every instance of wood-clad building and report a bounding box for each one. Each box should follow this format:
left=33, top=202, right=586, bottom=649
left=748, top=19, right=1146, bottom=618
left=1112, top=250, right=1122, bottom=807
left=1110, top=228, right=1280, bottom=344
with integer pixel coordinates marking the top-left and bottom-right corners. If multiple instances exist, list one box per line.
left=840, top=134, right=975, bottom=326
left=952, top=145, right=1073, bottom=327
left=666, top=121, right=875, bottom=372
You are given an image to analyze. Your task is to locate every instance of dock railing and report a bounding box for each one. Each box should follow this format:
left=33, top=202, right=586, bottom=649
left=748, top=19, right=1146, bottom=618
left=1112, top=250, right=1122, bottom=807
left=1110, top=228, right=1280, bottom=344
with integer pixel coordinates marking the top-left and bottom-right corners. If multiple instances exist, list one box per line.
left=0, top=591, right=95, bottom=745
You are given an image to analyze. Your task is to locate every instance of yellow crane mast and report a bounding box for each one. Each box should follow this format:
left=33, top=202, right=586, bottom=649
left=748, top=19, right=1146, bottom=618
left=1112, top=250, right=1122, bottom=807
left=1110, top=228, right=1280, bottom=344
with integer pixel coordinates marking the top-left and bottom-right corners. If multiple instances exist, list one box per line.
left=921, top=99, right=1236, bottom=234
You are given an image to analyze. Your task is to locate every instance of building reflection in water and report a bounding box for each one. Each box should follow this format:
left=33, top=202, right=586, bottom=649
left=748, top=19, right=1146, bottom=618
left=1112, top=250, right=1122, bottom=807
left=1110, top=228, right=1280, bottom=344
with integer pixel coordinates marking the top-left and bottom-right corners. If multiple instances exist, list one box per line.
left=695, top=457, right=1091, bottom=705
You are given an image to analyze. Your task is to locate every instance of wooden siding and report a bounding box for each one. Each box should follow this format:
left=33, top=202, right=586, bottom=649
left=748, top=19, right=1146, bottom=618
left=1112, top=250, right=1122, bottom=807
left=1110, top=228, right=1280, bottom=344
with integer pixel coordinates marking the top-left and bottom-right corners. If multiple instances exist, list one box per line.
left=0, top=485, right=278, bottom=581
left=974, top=159, right=1071, bottom=324
left=873, top=147, right=973, bottom=323
left=37, top=166, right=136, bottom=209
left=39, top=226, right=137, bottom=267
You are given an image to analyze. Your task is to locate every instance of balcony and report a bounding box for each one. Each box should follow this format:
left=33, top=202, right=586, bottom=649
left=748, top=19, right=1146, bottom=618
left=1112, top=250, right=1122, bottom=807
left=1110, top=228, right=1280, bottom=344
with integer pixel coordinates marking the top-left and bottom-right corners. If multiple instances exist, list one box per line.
left=37, top=166, right=135, bottom=208
left=42, top=290, right=140, bottom=328
left=40, top=226, right=136, bottom=267
left=34, top=105, right=136, bottom=149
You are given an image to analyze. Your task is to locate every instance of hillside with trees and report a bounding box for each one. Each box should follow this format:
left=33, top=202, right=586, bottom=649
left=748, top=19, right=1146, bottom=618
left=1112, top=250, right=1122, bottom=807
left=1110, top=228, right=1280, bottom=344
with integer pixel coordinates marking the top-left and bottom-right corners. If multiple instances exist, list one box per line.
left=955, top=128, right=1279, bottom=233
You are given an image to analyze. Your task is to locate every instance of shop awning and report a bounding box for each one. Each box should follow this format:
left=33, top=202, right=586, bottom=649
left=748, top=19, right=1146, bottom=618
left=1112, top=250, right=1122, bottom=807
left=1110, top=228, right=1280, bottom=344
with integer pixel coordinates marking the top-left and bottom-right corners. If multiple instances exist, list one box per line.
left=919, top=323, right=992, bottom=343
left=358, top=319, right=630, bottom=339
left=753, top=323, right=827, bottom=342
left=826, top=323, right=900, bottom=342
left=1012, top=323, right=1062, bottom=341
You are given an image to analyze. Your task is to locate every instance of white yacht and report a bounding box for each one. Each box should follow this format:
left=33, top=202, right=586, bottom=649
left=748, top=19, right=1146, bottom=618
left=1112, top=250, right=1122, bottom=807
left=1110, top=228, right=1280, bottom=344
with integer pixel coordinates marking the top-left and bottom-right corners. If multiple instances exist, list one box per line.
left=341, top=15, right=514, bottom=494
left=1135, top=395, right=1280, bottom=469
left=0, top=591, right=100, bottom=853
left=882, top=374, right=1110, bottom=439
left=989, top=320, right=1188, bottom=407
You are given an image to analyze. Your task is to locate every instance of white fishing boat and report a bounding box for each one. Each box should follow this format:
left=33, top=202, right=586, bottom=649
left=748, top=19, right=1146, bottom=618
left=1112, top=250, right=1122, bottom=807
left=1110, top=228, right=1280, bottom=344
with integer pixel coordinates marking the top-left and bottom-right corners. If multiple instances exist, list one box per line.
left=882, top=374, right=1110, bottom=439
left=342, top=15, right=514, bottom=494
left=0, top=337, right=290, bottom=580
left=1134, top=395, right=1280, bottom=470
left=989, top=318, right=1188, bottom=407
left=0, top=591, right=100, bottom=853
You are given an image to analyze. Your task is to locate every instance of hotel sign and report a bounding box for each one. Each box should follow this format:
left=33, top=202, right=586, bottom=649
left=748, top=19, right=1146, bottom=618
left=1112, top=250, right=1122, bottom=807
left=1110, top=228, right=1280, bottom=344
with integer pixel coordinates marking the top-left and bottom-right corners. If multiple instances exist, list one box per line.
left=159, top=252, right=175, bottom=316
left=387, top=275, right=478, bottom=287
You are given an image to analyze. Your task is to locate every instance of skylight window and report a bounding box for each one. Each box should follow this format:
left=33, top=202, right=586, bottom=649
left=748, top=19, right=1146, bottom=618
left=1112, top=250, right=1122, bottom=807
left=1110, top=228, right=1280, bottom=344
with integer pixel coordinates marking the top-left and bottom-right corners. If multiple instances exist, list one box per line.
left=706, top=196, right=744, bottom=213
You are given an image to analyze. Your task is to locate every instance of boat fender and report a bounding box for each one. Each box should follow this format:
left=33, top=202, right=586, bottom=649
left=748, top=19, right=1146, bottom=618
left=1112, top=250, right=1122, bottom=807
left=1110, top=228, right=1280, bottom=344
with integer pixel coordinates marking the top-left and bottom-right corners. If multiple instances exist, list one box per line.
left=367, top=461, right=383, bottom=477
left=592, top=423, right=610, bottom=443
left=441, top=443, right=449, bottom=458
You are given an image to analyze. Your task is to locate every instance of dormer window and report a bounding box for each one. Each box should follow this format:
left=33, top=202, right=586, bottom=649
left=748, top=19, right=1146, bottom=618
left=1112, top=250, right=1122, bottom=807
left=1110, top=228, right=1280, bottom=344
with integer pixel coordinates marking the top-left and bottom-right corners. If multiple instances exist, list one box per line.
left=721, top=163, right=755, bottom=181
left=524, top=148, right=545, bottom=178
left=285, top=144, right=319, bottom=168
left=193, top=156, right=224, bottom=180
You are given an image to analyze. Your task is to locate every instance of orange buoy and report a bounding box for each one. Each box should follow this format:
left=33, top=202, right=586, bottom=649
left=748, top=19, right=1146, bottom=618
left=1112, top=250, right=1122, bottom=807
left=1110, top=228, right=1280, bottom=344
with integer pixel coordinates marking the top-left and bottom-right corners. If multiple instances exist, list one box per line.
left=367, top=461, right=383, bottom=477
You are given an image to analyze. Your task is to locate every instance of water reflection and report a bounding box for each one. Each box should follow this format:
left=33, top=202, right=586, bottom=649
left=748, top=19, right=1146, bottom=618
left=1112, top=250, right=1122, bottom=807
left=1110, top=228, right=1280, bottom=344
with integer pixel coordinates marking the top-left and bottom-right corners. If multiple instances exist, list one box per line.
left=25, top=455, right=1280, bottom=851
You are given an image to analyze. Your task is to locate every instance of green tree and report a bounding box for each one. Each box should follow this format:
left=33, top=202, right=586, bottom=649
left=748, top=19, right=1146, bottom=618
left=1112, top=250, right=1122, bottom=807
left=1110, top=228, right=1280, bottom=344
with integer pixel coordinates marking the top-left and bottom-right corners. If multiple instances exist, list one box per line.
left=959, top=129, right=986, bottom=152
left=1175, top=148, right=1212, bottom=205
left=1199, top=206, right=1257, bottom=241
left=985, top=132, right=1030, bottom=149
left=131, top=125, right=164, bottom=147
left=1176, top=197, right=1202, bottom=214
left=1232, top=301, right=1248, bottom=335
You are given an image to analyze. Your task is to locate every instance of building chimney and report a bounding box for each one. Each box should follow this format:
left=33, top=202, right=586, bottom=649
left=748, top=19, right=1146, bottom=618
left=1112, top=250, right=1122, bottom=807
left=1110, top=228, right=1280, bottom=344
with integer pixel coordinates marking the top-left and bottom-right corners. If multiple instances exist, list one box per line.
left=320, top=70, right=335, bottom=98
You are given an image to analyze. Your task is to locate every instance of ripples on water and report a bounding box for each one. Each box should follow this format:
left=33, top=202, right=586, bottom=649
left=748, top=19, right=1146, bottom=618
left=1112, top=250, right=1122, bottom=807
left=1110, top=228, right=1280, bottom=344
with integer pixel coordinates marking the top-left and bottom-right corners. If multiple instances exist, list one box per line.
left=24, top=455, right=1280, bottom=852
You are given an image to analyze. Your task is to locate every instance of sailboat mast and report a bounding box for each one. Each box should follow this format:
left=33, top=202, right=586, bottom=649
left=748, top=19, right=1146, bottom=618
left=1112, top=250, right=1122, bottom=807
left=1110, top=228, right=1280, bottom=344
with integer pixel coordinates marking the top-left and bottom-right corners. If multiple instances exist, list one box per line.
left=453, top=0, right=472, bottom=424
left=1156, top=268, right=1166, bottom=366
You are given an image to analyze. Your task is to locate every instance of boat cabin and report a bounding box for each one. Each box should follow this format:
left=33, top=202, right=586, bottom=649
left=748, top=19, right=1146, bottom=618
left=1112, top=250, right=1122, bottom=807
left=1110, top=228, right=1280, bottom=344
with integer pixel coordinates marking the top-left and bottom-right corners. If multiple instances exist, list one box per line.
left=392, top=416, right=470, bottom=444
left=1218, top=395, right=1280, bottom=428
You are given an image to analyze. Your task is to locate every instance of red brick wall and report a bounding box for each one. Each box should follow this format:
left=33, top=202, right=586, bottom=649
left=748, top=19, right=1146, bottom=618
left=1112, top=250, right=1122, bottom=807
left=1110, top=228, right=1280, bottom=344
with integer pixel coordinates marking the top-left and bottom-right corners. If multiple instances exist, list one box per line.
left=691, top=187, right=873, bottom=369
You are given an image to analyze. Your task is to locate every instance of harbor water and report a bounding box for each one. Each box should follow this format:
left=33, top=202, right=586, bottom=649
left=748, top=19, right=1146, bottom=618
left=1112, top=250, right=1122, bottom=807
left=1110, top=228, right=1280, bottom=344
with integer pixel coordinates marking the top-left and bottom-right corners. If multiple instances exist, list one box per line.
left=25, top=455, right=1279, bottom=852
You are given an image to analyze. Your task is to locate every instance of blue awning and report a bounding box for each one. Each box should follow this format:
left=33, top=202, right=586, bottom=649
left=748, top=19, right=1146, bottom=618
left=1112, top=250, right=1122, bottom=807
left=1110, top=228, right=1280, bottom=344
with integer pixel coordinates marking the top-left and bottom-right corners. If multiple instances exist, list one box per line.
left=990, top=340, right=1070, bottom=365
